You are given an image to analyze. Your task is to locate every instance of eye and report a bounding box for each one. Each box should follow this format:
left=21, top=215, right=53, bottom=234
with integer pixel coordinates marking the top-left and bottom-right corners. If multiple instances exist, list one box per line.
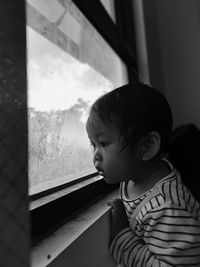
left=100, top=141, right=109, bottom=147
left=90, top=142, right=96, bottom=151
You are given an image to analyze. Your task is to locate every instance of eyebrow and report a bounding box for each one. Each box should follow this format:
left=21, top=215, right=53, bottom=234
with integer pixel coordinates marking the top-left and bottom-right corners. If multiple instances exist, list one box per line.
left=88, top=131, right=105, bottom=139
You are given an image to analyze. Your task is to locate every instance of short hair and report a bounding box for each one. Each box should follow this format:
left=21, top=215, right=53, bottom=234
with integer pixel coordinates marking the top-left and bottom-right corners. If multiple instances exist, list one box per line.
left=88, top=83, right=173, bottom=155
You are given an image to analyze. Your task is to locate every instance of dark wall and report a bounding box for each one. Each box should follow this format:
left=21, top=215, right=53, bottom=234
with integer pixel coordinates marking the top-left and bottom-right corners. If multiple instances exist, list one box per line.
left=0, top=1, right=29, bottom=266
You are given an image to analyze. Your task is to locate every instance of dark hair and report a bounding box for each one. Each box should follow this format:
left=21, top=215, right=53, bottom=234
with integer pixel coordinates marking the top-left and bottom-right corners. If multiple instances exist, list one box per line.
left=89, top=83, right=173, bottom=155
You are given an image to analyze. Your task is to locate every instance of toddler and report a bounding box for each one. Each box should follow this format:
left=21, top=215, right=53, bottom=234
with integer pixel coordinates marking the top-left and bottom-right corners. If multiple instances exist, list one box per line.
left=86, top=83, right=200, bottom=266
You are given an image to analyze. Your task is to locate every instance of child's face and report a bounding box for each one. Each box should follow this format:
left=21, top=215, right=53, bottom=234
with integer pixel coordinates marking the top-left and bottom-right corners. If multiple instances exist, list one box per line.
left=86, top=115, right=143, bottom=184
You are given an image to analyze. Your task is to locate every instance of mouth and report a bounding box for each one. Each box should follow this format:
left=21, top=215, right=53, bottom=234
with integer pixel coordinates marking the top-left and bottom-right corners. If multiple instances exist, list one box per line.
left=98, top=170, right=104, bottom=178
left=96, top=167, right=105, bottom=178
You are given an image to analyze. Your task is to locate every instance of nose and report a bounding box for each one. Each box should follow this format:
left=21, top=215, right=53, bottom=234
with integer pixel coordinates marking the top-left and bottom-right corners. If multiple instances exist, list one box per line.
left=93, top=147, right=102, bottom=165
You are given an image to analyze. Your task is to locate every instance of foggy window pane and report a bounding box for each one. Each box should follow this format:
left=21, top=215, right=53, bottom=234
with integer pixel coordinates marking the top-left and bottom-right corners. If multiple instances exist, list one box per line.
left=26, top=0, right=127, bottom=194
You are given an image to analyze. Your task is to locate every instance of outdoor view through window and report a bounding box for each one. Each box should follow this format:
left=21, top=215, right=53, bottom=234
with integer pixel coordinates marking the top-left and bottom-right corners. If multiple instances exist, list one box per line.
left=27, top=0, right=127, bottom=195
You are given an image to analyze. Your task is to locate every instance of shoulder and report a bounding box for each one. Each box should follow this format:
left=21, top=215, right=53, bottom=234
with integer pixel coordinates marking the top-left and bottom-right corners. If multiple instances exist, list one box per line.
left=159, top=171, right=200, bottom=215
left=158, top=158, right=200, bottom=210
left=138, top=172, right=200, bottom=224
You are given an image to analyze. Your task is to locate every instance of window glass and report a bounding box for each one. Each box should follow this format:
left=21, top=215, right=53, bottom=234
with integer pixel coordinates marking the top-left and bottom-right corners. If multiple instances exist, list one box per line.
left=26, top=0, right=127, bottom=195
left=100, top=0, right=116, bottom=23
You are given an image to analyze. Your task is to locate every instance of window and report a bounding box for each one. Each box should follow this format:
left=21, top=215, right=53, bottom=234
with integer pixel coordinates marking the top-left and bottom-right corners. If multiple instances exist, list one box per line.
left=100, top=0, right=116, bottom=23
left=27, top=0, right=138, bottom=241
left=27, top=0, right=128, bottom=196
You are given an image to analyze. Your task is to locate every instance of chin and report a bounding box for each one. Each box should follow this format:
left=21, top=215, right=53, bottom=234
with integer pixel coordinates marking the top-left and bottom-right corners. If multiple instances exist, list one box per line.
left=104, top=176, right=119, bottom=184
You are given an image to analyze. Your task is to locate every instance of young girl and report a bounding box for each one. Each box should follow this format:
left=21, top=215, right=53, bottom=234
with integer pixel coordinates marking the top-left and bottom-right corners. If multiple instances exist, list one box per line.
left=86, top=83, right=200, bottom=266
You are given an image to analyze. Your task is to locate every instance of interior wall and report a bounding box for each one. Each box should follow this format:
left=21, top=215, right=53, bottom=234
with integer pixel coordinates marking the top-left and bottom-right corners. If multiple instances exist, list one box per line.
left=142, top=0, right=200, bottom=129
left=48, top=211, right=116, bottom=267
left=0, top=1, right=29, bottom=266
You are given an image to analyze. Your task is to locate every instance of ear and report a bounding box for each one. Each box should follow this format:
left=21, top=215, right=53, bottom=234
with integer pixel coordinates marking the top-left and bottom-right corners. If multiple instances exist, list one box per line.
left=142, top=131, right=161, bottom=161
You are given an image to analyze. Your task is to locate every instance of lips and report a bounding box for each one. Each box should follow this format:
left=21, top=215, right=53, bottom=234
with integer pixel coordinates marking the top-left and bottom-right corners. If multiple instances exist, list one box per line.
left=98, top=170, right=104, bottom=177
left=96, top=166, right=104, bottom=177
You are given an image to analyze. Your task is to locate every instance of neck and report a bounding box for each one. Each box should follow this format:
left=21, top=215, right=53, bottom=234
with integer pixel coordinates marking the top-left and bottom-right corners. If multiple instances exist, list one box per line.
left=129, top=158, right=170, bottom=197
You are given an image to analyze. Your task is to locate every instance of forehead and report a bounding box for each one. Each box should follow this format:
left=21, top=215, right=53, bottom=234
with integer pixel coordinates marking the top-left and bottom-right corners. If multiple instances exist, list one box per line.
left=86, top=115, right=119, bottom=138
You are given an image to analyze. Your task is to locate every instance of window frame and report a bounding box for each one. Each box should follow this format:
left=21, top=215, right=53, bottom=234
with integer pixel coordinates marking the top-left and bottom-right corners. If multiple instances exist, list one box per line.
left=30, top=0, right=138, bottom=243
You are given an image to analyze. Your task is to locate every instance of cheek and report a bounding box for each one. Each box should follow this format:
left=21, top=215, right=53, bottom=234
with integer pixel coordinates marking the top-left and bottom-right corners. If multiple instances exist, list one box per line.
left=101, top=152, right=118, bottom=172
left=117, top=151, right=139, bottom=173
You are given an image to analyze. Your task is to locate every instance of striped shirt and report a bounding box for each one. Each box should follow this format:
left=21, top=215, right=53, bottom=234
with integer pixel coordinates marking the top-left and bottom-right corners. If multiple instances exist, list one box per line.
left=110, top=160, right=200, bottom=266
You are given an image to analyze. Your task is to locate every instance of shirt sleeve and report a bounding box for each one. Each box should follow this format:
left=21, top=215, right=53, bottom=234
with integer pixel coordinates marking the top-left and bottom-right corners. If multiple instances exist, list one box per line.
left=109, top=203, right=200, bottom=266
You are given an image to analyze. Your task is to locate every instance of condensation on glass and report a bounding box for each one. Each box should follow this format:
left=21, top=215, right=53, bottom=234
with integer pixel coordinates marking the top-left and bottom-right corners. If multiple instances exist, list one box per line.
left=26, top=0, right=127, bottom=195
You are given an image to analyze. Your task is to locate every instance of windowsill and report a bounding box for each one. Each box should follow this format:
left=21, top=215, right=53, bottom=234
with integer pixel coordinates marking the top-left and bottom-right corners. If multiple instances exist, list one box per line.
left=30, top=175, right=101, bottom=210
left=31, top=189, right=118, bottom=267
